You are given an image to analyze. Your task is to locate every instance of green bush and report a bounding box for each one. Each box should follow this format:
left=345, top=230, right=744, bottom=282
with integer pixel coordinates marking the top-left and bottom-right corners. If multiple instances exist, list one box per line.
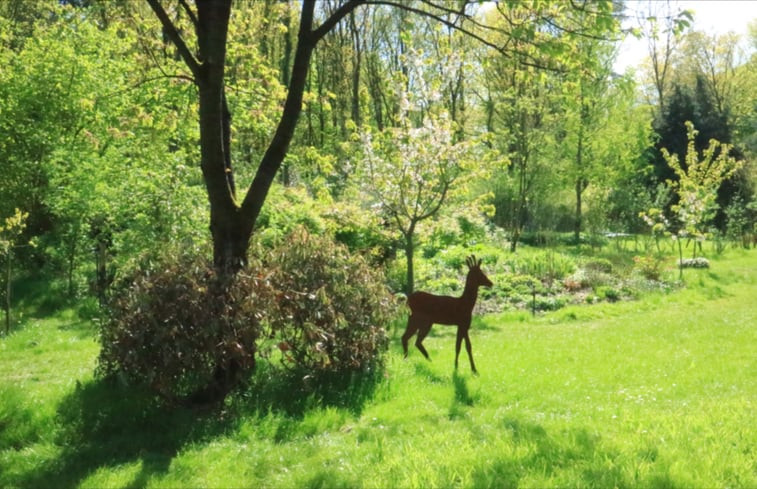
left=583, top=258, right=613, bottom=274
left=510, top=251, right=575, bottom=282
left=534, top=296, right=567, bottom=311
left=633, top=255, right=666, bottom=281
left=595, top=286, right=621, bottom=302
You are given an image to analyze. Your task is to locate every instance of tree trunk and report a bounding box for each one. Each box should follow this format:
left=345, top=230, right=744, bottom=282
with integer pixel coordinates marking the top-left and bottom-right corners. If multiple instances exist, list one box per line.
left=4, top=250, right=10, bottom=336
left=404, top=228, right=415, bottom=294
left=510, top=228, right=520, bottom=253
left=575, top=177, right=583, bottom=245
left=349, top=11, right=362, bottom=126
left=146, top=0, right=362, bottom=403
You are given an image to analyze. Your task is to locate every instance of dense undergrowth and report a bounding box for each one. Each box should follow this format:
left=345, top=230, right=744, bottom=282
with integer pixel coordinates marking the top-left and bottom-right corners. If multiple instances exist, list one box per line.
left=1, top=247, right=755, bottom=488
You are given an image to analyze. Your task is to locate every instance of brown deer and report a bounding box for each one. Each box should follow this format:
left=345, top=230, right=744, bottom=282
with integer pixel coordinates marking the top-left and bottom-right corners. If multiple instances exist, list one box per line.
left=402, top=255, right=493, bottom=374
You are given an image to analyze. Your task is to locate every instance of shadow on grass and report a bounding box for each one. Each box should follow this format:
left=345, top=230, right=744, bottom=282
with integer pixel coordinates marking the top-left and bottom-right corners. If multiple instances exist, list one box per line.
left=15, top=379, right=238, bottom=489
left=235, top=360, right=385, bottom=419
left=448, top=370, right=477, bottom=420
left=14, top=361, right=384, bottom=488
left=467, top=417, right=681, bottom=488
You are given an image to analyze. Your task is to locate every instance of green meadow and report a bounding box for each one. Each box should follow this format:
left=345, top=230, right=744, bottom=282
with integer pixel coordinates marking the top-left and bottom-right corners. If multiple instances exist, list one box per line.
left=2, top=249, right=755, bottom=489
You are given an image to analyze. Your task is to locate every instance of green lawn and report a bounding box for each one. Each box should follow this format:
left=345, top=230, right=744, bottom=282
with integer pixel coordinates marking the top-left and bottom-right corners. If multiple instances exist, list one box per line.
left=2, top=250, right=756, bottom=488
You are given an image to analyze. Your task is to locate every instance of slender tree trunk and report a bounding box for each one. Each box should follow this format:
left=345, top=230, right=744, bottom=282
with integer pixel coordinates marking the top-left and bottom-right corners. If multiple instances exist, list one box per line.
left=575, top=177, right=583, bottom=244
left=5, top=251, right=10, bottom=335
left=510, top=228, right=520, bottom=253
left=349, top=11, right=362, bottom=126
left=66, top=225, right=78, bottom=297
left=404, top=226, right=415, bottom=294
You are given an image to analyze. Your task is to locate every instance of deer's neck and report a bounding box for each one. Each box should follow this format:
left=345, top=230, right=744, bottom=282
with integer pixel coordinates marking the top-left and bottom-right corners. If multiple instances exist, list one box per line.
left=460, top=274, right=479, bottom=308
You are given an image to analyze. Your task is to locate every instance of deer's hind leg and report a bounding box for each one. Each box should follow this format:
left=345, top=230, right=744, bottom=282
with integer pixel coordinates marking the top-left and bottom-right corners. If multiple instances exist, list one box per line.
left=402, top=314, right=422, bottom=358
left=414, top=322, right=433, bottom=360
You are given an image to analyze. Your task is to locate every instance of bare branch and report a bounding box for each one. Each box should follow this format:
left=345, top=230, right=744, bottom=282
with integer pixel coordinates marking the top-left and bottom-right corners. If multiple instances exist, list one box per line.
left=312, top=0, right=366, bottom=42
left=146, top=0, right=200, bottom=79
left=178, top=0, right=198, bottom=30
left=363, top=0, right=571, bottom=72
left=365, top=0, right=518, bottom=62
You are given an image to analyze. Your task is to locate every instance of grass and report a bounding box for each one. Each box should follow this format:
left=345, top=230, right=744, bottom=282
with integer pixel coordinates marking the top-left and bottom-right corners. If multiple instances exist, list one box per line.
left=1, top=249, right=756, bottom=488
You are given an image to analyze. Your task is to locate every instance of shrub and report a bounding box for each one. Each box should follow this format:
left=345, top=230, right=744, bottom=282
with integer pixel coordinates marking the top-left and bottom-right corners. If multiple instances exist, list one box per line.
left=534, top=296, right=566, bottom=311
left=595, top=286, right=621, bottom=302
left=564, top=269, right=589, bottom=291
left=98, top=229, right=394, bottom=403
left=583, top=258, right=613, bottom=274
left=262, top=228, right=394, bottom=377
left=513, top=251, right=575, bottom=282
left=97, top=252, right=269, bottom=403
left=633, top=255, right=666, bottom=281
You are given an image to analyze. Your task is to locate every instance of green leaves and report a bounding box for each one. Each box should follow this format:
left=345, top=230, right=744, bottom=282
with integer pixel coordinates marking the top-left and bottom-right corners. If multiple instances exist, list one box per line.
left=0, top=209, right=30, bottom=255
left=643, top=121, right=743, bottom=261
left=664, top=121, right=743, bottom=242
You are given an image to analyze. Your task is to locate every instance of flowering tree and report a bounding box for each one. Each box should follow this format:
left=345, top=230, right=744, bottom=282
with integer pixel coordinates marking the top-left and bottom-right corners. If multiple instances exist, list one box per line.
left=360, top=107, right=469, bottom=293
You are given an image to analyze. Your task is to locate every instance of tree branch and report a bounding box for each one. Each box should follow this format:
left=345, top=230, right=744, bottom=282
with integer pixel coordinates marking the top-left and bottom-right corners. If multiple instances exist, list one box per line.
left=178, top=0, right=198, bottom=30
left=312, top=0, right=366, bottom=42
left=146, top=0, right=201, bottom=79
left=365, top=0, right=512, bottom=59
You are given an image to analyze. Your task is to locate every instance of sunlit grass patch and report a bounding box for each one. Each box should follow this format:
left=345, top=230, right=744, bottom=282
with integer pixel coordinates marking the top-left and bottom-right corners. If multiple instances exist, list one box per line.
left=1, top=249, right=755, bottom=488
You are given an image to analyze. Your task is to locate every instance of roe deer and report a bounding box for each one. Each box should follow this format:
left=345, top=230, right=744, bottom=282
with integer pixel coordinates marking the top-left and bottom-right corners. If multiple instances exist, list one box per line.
left=402, top=255, right=492, bottom=374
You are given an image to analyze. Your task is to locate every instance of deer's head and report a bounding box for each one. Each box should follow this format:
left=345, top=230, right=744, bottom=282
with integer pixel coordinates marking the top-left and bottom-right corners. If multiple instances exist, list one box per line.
left=466, top=255, right=493, bottom=288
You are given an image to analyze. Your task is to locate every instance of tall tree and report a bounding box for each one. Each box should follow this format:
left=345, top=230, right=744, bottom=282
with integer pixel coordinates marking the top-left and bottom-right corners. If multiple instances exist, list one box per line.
left=146, top=0, right=364, bottom=276
left=144, top=0, right=623, bottom=276
left=636, top=1, right=692, bottom=115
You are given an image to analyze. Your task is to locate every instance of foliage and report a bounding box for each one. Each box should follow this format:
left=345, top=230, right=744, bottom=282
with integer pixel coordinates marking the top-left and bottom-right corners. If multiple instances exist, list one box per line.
left=1, top=209, right=34, bottom=335
left=509, top=250, right=576, bottom=283
left=725, top=194, right=757, bottom=247
left=261, top=228, right=394, bottom=377
left=664, top=122, right=743, bottom=244
left=98, top=229, right=394, bottom=401
left=633, top=254, right=667, bottom=281
left=97, top=252, right=264, bottom=402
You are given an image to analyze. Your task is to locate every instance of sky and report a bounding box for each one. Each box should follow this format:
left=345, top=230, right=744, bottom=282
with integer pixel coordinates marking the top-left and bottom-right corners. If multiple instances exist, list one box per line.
left=614, top=0, right=757, bottom=73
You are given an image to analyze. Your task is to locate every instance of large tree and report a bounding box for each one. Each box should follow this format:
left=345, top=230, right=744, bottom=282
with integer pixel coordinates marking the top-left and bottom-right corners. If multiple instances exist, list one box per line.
left=145, top=0, right=622, bottom=276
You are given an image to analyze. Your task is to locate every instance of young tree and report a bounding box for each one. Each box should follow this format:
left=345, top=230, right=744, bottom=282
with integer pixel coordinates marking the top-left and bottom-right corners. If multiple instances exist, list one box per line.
left=561, top=51, right=653, bottom=244
left=483, top=58, right=559, bottom=252
left=359, top=109, right=469, bottom=293
left=645, top=121, right=743, bottom=278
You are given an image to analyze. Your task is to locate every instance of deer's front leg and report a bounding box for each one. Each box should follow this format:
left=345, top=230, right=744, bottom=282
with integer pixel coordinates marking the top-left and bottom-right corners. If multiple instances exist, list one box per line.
left=463, top=330, right=477, bottom=374
left=455, top=327, right=466, bottom=370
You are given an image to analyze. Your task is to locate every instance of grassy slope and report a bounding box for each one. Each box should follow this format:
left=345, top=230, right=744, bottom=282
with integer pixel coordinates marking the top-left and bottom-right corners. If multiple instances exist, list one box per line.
left=1, top=250, right=755, bottom=488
